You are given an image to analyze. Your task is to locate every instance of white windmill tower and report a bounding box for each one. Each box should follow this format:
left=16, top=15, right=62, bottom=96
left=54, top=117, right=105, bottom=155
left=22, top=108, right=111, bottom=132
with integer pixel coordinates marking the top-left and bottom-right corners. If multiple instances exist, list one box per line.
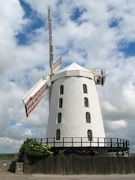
left=22, top=7, right=106, bottom=155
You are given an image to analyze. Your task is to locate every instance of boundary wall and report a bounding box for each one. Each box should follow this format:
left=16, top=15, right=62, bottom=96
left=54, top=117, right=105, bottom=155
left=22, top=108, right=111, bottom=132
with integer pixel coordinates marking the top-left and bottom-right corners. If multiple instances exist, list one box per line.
left=24, top=157, right=135, bottom=174
left=0, top=159, right=15, bottom=172
left=1, top=157, right=135, bottom=174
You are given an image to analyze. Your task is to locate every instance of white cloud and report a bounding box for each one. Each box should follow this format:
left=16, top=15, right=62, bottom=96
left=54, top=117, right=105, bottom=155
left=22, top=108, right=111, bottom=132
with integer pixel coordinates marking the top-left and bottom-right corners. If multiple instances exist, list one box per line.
left=24, top=129, right=32, bottom=136
left=106, top=120, right=127, bottom=131
left=0, top=137, right=23, bottom=153
left=103, top=101, right=118, bottom=113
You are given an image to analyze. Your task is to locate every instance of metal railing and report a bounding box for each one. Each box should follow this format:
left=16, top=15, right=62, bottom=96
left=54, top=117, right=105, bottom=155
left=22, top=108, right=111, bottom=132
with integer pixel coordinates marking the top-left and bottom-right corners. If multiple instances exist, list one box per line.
left=36, top=137, right=129, bottom=150
left=90, top=68, right=106, bottom=76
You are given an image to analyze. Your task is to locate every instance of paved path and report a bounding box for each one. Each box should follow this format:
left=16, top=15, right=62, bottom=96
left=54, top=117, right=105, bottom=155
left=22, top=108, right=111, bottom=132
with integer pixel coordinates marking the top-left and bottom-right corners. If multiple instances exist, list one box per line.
left=0, top=173, right=135, bottom=180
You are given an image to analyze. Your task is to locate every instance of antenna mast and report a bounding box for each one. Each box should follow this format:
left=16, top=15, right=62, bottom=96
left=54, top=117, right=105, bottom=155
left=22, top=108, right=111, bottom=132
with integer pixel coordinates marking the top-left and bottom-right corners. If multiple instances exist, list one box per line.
left=48, top=6, right=53, bottom=75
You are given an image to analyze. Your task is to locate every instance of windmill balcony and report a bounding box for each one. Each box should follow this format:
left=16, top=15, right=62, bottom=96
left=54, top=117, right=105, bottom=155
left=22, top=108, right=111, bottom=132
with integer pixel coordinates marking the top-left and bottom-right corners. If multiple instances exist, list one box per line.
left=90, top=68, right=106, bottom=76
left=36, top=137, right=129, bottom=152
left=91, top=68, right=106, bottom=85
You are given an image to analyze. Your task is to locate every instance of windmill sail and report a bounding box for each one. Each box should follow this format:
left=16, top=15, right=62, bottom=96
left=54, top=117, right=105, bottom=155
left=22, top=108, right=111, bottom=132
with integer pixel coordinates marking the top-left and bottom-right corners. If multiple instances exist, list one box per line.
left=22, top=6, right=62, bottom=117
left=22, top=76, right=50, bottom=117
left=52, top=57, right=61, bottom=72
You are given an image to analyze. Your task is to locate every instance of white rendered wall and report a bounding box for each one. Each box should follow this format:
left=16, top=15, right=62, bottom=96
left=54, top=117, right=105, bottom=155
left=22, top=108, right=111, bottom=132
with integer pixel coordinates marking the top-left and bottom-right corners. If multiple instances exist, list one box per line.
left=46, top=70, right=105, bottom=147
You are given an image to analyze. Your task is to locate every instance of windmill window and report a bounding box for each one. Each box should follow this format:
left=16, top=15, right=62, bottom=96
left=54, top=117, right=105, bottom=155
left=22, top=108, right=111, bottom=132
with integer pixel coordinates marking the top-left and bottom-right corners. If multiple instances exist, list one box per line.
left=59, top=98, right=63, bottom=108
left=56, top=129, right=60, bottom=140
left=58, top=113, right=62, bottom=123
left=83, top=84, right=87, bottom=93
left=86, top=112, right=91, bottom=123
left=60, top=85, right=64, bottom=95
left=84, top=97, right=89, bottom=107
left=87, top=129, right=92, bottom=141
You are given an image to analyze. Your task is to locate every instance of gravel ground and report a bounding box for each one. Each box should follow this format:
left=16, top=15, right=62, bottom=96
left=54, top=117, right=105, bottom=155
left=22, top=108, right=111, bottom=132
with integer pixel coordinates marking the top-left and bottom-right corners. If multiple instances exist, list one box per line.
left=0, top=173, right=135, bottom=180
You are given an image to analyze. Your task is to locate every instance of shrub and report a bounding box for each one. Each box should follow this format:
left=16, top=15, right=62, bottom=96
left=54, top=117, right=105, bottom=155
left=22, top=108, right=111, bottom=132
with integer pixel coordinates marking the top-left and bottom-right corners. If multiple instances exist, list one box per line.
left=18, top=138, right=53, bottom=164
left=57, top=150, right=65, bottom=156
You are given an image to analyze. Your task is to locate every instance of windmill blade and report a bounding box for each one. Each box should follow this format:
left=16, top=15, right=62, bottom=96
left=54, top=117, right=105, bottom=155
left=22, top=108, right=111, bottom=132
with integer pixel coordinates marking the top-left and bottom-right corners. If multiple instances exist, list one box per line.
left=22, top=76, right=50, bottom=117
left=52, top=57, right=61, bottom=72
left=48, top=6, right=53, bottom=75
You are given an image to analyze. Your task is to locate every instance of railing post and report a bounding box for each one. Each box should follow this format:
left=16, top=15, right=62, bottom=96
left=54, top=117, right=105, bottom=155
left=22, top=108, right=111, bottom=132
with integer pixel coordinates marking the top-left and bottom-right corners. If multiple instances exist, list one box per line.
left=110, top=138, right=112, bottom=148
left=123, top=140, right=124, bottom=148
left=47, top=138, right=48, bottom=145
left=54, top=138, right=55, bottom=147
left=63, top=138, right=64, bottom=147
left=41, top=138, right=42, bottom=144
left=72, top=138, right=73, bottom=147
left=81, top=138, right=82, bottom=147
left=117, top=138, right=119, bottom=148
left=104, top=138, right=106, bottom=147
left=126, top=141, right=127, bottom=149
left=97, top=137, right=99, bottom=147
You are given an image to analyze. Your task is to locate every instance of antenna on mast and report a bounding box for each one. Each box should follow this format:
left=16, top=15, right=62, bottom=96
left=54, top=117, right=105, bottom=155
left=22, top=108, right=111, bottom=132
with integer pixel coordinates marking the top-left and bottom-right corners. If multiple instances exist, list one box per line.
left=48, top=6, right=53, bottom=75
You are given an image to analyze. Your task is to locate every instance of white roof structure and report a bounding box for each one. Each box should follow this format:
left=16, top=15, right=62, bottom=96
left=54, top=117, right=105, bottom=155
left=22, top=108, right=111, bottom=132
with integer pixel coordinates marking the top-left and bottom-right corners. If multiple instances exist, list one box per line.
left=51, top=62, right=95, bottom=83
left=55, top=62, right=89, bottom=74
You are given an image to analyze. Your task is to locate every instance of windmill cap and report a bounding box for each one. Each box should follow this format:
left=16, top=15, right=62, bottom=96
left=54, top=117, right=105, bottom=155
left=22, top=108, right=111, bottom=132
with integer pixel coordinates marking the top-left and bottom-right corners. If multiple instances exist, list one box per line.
left=51, top=62, right=94, bottom=82
left=56, top=62, right=89, bottom=73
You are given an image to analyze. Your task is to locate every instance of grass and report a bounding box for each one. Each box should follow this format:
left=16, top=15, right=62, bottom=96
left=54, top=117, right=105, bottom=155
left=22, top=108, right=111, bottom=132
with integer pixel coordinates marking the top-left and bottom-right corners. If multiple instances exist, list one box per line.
left=0, top=154, right=15, bottom=160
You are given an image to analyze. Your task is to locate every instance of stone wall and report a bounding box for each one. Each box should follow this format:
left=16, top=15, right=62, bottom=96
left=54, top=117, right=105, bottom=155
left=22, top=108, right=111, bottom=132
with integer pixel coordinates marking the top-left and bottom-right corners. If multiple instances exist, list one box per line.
left=15, top=162, right=23, bottom=173
left=0, top=159, right=16, bottom=172
left=24, top=156, right=135, bottom=175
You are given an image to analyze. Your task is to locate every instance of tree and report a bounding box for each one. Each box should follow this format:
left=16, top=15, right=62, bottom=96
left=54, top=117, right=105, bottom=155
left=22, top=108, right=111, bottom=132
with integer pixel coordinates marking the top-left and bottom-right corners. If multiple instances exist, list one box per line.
left=18, top=138, right=53, bottom=164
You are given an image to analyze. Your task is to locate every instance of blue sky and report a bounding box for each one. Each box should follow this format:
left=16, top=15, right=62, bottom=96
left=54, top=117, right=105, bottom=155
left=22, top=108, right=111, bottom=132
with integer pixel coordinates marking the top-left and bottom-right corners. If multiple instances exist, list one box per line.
left=16, top=0, right=45, bottom=45
left=119, top=42, right=135, bottom=57
left=0, top=0, right=135, bottom=153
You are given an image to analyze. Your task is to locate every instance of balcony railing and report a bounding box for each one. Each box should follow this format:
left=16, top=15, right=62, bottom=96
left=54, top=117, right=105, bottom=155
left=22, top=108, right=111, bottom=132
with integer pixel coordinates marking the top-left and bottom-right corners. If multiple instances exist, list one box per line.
left=90, top=68, right=106, bottom=76
left=36, top=137, right=129, bottom=150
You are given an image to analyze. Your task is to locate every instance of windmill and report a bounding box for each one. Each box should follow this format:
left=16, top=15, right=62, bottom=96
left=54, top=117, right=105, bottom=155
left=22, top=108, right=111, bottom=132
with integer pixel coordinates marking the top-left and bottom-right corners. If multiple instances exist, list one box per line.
left=22, top=7, right=129, bottom=156
left=22, top=5, right=106, bottom=147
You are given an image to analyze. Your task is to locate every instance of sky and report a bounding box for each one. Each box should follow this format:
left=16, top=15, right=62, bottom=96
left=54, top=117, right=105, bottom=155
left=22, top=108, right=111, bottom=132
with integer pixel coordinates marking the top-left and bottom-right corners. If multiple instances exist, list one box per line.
left=0, top=0, right=135, bottom=153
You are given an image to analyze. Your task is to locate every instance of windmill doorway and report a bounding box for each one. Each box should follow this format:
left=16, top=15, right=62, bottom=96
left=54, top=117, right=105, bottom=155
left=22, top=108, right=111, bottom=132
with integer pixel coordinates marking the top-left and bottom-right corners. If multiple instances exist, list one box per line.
left=87, top=130, right=92, bottom=141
